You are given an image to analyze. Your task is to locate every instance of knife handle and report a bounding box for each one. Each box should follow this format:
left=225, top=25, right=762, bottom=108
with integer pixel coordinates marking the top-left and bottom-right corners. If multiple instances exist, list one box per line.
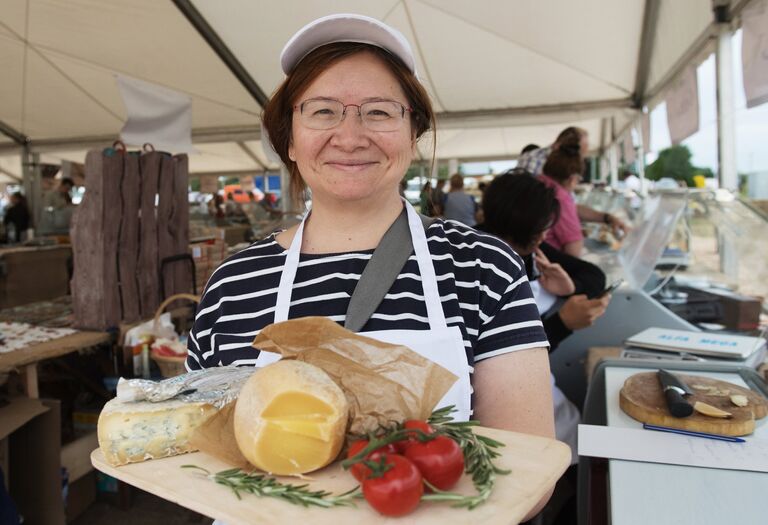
left=665, top=389, right=694, bottom=418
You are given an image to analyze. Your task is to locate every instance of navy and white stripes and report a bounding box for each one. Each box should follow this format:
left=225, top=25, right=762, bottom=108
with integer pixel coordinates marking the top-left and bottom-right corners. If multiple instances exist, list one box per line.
left=187, top=219, right=548, bottom=371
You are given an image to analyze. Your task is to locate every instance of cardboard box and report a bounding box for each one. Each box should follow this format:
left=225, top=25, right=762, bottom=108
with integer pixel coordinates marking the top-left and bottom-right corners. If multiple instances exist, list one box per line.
left=1, top=397, right=65, bottom=524
left=65, top=471, right=96, bottom=523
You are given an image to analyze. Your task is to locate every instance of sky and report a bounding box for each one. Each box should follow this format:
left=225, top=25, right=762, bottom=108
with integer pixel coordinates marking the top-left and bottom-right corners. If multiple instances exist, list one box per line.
left=464, top=29, right=768, bottom=177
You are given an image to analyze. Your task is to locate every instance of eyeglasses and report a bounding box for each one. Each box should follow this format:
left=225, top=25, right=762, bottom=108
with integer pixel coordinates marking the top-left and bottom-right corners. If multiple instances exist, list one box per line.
left=294, top=98, right=413, bottom=132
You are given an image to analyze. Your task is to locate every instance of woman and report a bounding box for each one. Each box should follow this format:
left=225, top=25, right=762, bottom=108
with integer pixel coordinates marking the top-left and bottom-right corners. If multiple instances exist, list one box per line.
left=419, top=180, right=434, bottom=216
left=3, top=192, right=31, bottom=243
left=188, top=15, right=554, bottom=516
left=539, top=135, right=586, bottom=257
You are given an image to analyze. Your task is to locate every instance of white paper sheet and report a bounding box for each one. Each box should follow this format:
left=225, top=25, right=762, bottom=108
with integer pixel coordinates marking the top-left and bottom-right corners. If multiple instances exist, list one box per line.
left=116, top=75, right=196, bottom=154
left=578, top=424, right=768, bottom=473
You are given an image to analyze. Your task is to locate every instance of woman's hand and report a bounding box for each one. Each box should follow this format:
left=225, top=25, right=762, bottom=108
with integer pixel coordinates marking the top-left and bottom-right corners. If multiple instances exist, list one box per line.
left=558, top=294, right=610, bottom=330
left=605, top=214, right=630, bottom=237
left=534, top=248, right=575, bottom=296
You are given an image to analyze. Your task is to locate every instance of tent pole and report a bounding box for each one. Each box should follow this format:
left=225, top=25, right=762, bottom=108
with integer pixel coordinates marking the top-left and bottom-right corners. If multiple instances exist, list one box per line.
left=634, top=120, right=648, bottom=197
left=633, top=0, right=661, bottom=107
left=172, top=0, right=269, bottom=108
left=22, top=148, right=43, bottom=232
left=715, top=23, right=737, bottom=191
left=0, top=120, right=27, bottom=146
left=609, top=118, right=619, bottom=188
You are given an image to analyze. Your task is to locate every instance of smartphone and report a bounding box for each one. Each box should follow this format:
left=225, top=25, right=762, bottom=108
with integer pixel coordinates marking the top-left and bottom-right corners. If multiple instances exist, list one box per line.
left=595, top=279, right=624, bottom=298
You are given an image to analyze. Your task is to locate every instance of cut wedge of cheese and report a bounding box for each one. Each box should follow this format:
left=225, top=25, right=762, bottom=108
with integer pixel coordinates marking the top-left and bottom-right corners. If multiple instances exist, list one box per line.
left=97, top=397, right=217, bottom=466
left=233, top=360, right=349, bottom=475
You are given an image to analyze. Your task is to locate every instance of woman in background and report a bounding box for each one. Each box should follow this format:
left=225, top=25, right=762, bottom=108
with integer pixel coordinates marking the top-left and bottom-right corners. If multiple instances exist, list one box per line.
left=3, top=192, right=31, bottom=243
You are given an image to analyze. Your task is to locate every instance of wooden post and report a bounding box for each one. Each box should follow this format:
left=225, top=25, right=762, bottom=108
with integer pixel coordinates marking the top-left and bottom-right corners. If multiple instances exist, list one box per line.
left=71, top=151, right=107, bottom=329
left=138, top=152, right=161, bottom=319
left=119, top=153, right=141, bottom=323
left=157, top=154, right=176, bottom=300
left=172, top=155, right=192, bottom=295
left=102, top=152, right=123, bottom=328
left=23, top=364, right=39, bottom=398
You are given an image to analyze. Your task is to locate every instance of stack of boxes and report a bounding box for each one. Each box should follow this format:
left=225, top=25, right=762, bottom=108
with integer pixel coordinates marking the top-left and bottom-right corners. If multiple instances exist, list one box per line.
left=190, top=227, right=229, bottom=293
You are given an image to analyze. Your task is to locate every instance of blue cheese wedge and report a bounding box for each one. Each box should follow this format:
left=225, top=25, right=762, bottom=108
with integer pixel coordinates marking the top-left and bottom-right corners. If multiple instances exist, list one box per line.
left=97, top=397, right=217, bottom=466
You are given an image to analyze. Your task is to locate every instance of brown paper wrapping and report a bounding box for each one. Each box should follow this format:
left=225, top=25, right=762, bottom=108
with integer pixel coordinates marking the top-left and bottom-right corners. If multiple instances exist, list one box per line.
left=189, top=401, right=250, bottom=468
left=191, top=317, right=457, bottom=466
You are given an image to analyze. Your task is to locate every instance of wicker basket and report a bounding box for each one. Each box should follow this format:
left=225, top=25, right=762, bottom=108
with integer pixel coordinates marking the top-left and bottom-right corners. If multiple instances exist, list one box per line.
left=150, top=293, right=200, bottom=377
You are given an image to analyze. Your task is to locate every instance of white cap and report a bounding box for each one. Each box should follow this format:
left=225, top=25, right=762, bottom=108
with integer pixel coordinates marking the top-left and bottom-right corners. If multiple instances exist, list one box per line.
left=280, top=13, right=416, bottom=75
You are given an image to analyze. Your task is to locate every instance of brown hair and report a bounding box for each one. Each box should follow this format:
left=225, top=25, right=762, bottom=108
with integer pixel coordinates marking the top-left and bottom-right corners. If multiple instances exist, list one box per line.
left=262, top=42, right=436, bottom=205
left=543, top=134, right=584, bottom=183
left=555, top=126, right=585, bottom=145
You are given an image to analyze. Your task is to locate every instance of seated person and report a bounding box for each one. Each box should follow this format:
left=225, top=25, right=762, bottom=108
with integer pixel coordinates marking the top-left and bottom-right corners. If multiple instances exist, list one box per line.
left=478, top=172, right=611, bottom=461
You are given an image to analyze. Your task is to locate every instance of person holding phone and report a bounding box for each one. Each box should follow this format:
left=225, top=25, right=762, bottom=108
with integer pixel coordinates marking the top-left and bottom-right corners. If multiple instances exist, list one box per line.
left=479, top=171, right=612, bottom=352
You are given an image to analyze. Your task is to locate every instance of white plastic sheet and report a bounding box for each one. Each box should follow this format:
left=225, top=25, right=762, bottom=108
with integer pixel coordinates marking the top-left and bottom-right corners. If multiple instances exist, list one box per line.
left=117, top=75, right=196, bottom=154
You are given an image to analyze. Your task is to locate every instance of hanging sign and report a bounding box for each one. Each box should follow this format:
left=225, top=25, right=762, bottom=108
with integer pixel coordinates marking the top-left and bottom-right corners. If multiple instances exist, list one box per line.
left=666, top=65, right=699, bottom=144
left=742, top=0, right=768, bottom=108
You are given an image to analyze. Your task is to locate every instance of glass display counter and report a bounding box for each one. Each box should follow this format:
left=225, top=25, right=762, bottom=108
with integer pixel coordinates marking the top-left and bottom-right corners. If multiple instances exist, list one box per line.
left=551, top=188, right=768, bottom=407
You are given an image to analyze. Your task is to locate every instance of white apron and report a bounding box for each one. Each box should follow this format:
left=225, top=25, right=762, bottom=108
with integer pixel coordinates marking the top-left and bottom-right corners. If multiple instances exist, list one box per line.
left=272, top=201, right=472, bottom=421
left=213, top=203, right=472, bottom=524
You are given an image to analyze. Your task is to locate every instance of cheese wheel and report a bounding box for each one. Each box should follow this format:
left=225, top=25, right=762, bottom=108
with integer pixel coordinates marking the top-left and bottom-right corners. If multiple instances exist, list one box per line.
left=233, top=360, right=349, bottom=475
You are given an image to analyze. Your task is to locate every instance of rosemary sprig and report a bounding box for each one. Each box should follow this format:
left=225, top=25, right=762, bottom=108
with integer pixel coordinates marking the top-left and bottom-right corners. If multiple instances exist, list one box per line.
left=423, top=405, right=511, bottom=509
left=181, top=465, right=360, bottom=508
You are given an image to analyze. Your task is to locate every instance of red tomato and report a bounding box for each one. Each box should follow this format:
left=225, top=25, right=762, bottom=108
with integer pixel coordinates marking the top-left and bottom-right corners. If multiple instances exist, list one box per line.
left=404, top=435, right=464, bottom=491
left=346, top=440, right=398, bottom=482
left=362, top=454, right=423, bottom=517
left=394, top=420, right=434, bottom=453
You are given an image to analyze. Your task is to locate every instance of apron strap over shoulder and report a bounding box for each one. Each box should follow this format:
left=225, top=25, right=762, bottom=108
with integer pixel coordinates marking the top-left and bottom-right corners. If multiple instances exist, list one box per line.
left=344, top=209, right=434, bottom=333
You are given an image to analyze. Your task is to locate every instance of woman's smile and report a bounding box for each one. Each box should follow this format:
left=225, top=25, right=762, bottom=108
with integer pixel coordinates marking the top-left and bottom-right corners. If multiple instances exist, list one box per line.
left=324, top=159, right=379, bottom=172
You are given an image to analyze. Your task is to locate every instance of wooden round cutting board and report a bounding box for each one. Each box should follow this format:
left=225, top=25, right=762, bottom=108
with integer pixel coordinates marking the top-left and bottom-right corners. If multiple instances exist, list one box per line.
left=619, top=372, right=768, bottom=436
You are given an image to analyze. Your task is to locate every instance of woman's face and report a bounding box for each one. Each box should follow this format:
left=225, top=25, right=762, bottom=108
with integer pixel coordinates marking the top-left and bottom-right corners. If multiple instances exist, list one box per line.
left=288, top=52, right=415, bottom=206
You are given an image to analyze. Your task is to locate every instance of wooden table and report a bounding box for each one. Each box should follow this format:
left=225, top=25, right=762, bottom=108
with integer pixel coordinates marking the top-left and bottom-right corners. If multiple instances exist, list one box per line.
left=0, top=330, right=111, bottom=397
left=92, top=427, right=571, bottom=525
left=602, top=365, right=768, bottom=524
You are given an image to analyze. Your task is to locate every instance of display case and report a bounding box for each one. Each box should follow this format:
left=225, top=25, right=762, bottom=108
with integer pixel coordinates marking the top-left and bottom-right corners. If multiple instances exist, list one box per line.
left=551, top=188, right=768, bottom=407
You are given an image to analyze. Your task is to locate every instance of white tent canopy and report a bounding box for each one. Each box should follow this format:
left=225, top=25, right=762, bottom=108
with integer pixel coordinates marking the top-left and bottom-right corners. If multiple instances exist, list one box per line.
left=0, top=0, right=753, bottom=173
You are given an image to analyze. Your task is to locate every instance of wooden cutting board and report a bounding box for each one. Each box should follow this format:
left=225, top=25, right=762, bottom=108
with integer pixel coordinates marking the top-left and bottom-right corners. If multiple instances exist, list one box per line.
left=619, top=372, right=768, bottom=436
left=91, top=426, right=570, bottom=525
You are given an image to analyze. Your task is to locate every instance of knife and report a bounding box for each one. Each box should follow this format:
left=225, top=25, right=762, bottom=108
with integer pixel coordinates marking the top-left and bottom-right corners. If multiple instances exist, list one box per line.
left=657, top=369, right=694, bottom=418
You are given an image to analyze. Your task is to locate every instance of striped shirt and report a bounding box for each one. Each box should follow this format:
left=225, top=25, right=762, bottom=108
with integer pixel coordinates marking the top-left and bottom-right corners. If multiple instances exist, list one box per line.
left=187, top=219, right=548, bottom=371
left=516, top=146, right=551, bottom=177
